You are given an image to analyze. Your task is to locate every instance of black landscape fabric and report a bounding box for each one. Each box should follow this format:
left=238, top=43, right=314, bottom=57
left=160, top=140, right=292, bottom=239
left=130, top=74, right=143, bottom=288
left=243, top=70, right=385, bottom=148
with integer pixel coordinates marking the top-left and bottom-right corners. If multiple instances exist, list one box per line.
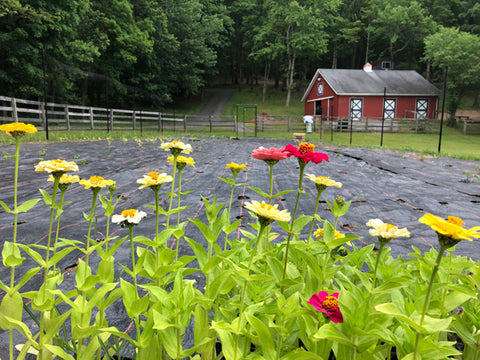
left=0, top=136, right=479, bottom=357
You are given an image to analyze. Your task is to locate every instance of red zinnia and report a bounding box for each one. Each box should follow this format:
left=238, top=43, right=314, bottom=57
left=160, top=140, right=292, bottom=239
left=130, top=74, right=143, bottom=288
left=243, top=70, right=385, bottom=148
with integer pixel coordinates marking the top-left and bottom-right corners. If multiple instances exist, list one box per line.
left=251, top=146, right=288, bottom=161
left=307, top=291, right=343, bottom=323
left=284, top=143, right=328, bottom=164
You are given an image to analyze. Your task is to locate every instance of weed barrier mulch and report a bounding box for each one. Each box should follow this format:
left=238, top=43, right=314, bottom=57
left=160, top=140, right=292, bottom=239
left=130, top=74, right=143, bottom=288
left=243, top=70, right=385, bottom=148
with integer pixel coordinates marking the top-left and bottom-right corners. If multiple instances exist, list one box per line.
left=0, top=136, right=479, bottom=356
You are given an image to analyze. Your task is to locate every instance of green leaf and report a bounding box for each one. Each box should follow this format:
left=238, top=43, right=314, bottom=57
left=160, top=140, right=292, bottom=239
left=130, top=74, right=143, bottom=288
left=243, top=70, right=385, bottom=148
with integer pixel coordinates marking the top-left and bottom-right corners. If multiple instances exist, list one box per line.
left=211, top=321, right=239, bottom=360
left=16, top=198, right=41, bottom=213
left=247, top=185, right=270, bottom=198
left=3, top=241, right=25, bottom=267
left=185, top=237, right=208, bottom=270
left=13, top=267, right=41, bottom=293
left=245, top=313, right=276, bottom=360
left=0, top=200, right=12, bottom=213
left=313, top=323, right=352, bottom=346
left=39, top=189, right=52, bottom=206
left=0, top=291, right=23, bottom=330
left=43, top=344, right=76, bottom=360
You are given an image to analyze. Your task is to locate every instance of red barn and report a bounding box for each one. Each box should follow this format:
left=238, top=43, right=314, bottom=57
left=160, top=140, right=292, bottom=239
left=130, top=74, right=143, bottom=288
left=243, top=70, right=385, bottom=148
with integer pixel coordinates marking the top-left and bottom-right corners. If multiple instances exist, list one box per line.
left=301, top=64, right=440, bottom=122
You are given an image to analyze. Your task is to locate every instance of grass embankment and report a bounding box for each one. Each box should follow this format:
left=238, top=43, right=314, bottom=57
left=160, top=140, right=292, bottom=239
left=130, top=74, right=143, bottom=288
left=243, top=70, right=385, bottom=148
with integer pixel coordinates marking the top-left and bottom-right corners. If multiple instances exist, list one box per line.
left=1, top=86, right=479, bottom=160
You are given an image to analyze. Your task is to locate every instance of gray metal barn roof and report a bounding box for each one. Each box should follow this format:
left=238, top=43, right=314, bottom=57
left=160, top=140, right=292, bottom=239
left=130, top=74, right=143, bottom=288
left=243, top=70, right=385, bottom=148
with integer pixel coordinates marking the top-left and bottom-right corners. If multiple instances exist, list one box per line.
left=302, top=69, right=441, bottom=101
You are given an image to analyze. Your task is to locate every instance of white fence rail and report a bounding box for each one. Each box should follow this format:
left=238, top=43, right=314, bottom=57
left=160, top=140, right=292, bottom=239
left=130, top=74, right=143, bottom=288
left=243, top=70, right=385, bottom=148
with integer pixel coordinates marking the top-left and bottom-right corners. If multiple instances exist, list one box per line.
left=1, top=96, right=442, bottom=135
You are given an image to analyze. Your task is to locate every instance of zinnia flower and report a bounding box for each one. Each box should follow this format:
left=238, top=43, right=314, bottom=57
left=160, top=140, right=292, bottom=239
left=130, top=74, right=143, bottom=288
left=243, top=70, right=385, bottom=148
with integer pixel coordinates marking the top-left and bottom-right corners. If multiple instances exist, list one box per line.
left=48, top=174, right=80, bottom=185
left=226, top=162, right=246, bottom=177
left=251, top=147, right=288, bottom=162
left=168, top=155, right=195, bottom=169
left=284, top=143, right=329, bottom=164
left=366, top=219, right=410, bottom=246
left=112, top=209, right=146, bottom=226
left=419, top=213, right=480, bottom=248
left=306, top=174, right=342, bottom=192
left=35, top=159, right=79, bottom=175
left=137, top=172, right=173, bottom=189
left=0, top=122, right=37, bottom=138
left=308, top=291, right=343, bottom=323
left=80, top=175, right=115, bottom=189
left=160, top=140, right=192, bottom=155
left=244, top=200, right=291, bottom=226
left=314, top=228, right=345, bottom=239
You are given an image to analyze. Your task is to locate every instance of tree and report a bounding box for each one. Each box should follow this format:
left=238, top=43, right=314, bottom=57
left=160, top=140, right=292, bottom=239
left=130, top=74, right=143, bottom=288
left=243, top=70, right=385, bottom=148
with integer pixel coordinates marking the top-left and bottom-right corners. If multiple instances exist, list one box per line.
left=424, top=27, right=480, bottom=120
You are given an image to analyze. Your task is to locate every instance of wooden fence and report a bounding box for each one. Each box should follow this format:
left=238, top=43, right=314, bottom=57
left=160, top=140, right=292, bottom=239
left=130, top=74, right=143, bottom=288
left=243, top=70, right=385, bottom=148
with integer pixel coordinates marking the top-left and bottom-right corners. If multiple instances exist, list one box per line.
left=0, top=95, right=451, bottom=135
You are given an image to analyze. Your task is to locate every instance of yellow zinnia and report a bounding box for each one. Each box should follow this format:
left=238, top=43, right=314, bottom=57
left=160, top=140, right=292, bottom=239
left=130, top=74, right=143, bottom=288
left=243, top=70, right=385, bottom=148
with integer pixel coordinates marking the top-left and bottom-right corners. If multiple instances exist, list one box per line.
left=160, top=140, right=192, bottom=155
left=226, top=162, right=246, bottom=171
left=137, top=172, right=173, bottom=189
left=80, top=175, right=115, bottom=189
left=35, top=159, right=79, bottom=174
left=48, top=174, right=80, bottom=185
left=244, top=200, right=291, bottom=225
left=168, top=155, right=195, bottom=167
left=306, top=174, right=342, bottom=188
left=0, top=122, right=37, bottom=137
left=419, top=213, right=480, bottom=242
left=314, top=228, right=345, bottom=239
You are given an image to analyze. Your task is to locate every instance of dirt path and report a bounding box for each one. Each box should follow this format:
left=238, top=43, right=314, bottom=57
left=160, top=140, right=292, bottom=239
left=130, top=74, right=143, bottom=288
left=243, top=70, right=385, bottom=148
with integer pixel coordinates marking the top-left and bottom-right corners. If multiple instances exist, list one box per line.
left=195, top=89, right=236, bottom=117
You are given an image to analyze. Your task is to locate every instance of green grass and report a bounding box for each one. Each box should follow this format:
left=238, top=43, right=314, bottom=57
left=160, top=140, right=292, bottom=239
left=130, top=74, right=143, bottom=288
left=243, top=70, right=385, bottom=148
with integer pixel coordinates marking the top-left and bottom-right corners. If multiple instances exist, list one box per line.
left=222, top=86, right=304, bottom=118
left=1, top=85, right=479, bottom=160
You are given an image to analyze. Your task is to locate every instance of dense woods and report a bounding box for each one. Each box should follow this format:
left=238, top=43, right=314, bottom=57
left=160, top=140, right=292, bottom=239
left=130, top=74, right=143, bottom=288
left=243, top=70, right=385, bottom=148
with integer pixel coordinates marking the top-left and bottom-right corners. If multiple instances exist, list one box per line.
left=1, top=0, right=480, bottom=112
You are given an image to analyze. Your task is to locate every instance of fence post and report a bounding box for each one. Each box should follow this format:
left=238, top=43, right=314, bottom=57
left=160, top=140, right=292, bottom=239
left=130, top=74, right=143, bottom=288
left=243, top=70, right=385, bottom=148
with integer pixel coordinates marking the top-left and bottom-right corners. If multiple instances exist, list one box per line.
left=65, top=105, right=70, bottom=130
left=132, top=110, right=136, bottom=130
left=109, top=109, right=114, bottom=130
left=40, top=102, right=46, bottom=128
left=159, top=113, right=163, bottom=133
left=365, top=117, right=368, bottom=132
left=89, top=107, right=94, bottom=129
left=11, top=98, right=18, bottom=122
left=209, top=115, right=212, bottom=133
left=463, top=119, right=467, bottom=135
left=184, top=115, right=187, bottom=132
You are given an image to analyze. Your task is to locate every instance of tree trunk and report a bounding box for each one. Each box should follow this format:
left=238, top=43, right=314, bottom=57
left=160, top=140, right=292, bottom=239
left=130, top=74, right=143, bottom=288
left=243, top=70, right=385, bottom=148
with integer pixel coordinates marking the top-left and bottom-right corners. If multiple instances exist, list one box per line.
left=426, top=59, right=431, bottom=81
left=473, top=93, right=480, bottom=107
left=364, top=31, right=370, bottom=64
left=332, top=41, right=338, bottom=69
left=262, top=58, right=271, bottom=103
left=285, top=48, right=296, bottom=108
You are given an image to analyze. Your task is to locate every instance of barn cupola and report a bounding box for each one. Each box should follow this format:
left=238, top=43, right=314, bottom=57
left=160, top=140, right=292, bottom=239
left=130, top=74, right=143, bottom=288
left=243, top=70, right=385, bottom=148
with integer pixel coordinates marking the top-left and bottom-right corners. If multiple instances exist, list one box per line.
left=363, top=62, right=373, bottom=72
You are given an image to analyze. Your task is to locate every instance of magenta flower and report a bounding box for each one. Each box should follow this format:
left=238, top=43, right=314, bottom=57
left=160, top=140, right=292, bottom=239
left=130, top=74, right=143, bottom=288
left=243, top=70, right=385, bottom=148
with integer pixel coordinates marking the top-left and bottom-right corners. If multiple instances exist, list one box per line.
left=251, top=146, right=288, bottom=162
left=307, top=291, right=343, bottom=323
left=284, top=143, right=329, bottom=164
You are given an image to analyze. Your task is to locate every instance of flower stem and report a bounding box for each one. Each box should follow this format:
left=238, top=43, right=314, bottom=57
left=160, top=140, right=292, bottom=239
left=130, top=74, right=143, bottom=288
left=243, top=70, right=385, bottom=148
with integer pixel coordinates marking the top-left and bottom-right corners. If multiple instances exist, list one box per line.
left=234, top=223, right=267, bottom=360
left=129, top=226, right=142, bottom=348
left=166, top=154, right=178, bottom=228
left=371, top=243, right=385, bottom=292
left=224, top=173, right=238, bottom=251
left=307, top=190, right=322, bottom=246
left=282, top=161, right=306, bottom=283
left=413, top=244, right=447, bottom=360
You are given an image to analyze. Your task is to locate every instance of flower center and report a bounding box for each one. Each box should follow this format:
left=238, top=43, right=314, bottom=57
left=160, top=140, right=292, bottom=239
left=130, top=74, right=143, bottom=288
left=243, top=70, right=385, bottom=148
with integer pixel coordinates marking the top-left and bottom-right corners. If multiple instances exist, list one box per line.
left=322, top=296, right=338, bottom=310
left=148, top=172, right=159, bottom=180
left=89, top=175, right=105, bottom=185
left=121, top=209, right=137, bottom=218
left=298, top=142, right=315, bottom=154
left=447, top=216, right=464, bottom=226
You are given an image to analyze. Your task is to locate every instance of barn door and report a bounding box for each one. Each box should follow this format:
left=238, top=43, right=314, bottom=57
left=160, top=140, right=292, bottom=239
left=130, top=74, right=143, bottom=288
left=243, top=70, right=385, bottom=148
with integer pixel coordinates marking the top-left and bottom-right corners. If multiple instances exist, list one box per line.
left=416, top=99, right=428, bottom=119
left=349, top=98, right=363, bottom=120
left=383, top=99, right=396, bottom=119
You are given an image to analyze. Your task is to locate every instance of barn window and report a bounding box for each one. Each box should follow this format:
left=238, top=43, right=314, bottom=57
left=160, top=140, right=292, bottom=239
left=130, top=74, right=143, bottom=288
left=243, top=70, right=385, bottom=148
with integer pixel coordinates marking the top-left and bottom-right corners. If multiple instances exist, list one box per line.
left=381, top=61, right=392, bottom=70
left=317, top=82, right=324, bottom=96
left=416, top=99, right=428, bottom=119
left=349, top=98, right=363, bottom=120
left=383, top=99, right=396, bottom=119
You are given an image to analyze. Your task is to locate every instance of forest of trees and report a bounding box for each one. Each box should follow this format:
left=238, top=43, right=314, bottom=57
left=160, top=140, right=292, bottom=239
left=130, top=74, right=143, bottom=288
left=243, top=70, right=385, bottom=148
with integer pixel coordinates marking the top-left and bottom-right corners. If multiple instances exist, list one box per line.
left=1, top=0, right=480, bottom=113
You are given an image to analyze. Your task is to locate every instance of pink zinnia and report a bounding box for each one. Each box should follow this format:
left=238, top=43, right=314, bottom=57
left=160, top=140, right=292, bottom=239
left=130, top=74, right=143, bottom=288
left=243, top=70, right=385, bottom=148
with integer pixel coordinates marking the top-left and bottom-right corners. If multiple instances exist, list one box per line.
left=284, top=143, right=329, bottom=164
left=307, top=291, right=343, bottom=323
left=251, top=146, right=288, bottom=161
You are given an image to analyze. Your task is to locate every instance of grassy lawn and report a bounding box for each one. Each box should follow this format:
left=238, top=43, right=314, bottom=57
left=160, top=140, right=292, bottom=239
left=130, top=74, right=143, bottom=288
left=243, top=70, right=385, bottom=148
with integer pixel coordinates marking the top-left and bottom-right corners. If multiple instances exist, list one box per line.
left=1, top=85, right=478, bottom=160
